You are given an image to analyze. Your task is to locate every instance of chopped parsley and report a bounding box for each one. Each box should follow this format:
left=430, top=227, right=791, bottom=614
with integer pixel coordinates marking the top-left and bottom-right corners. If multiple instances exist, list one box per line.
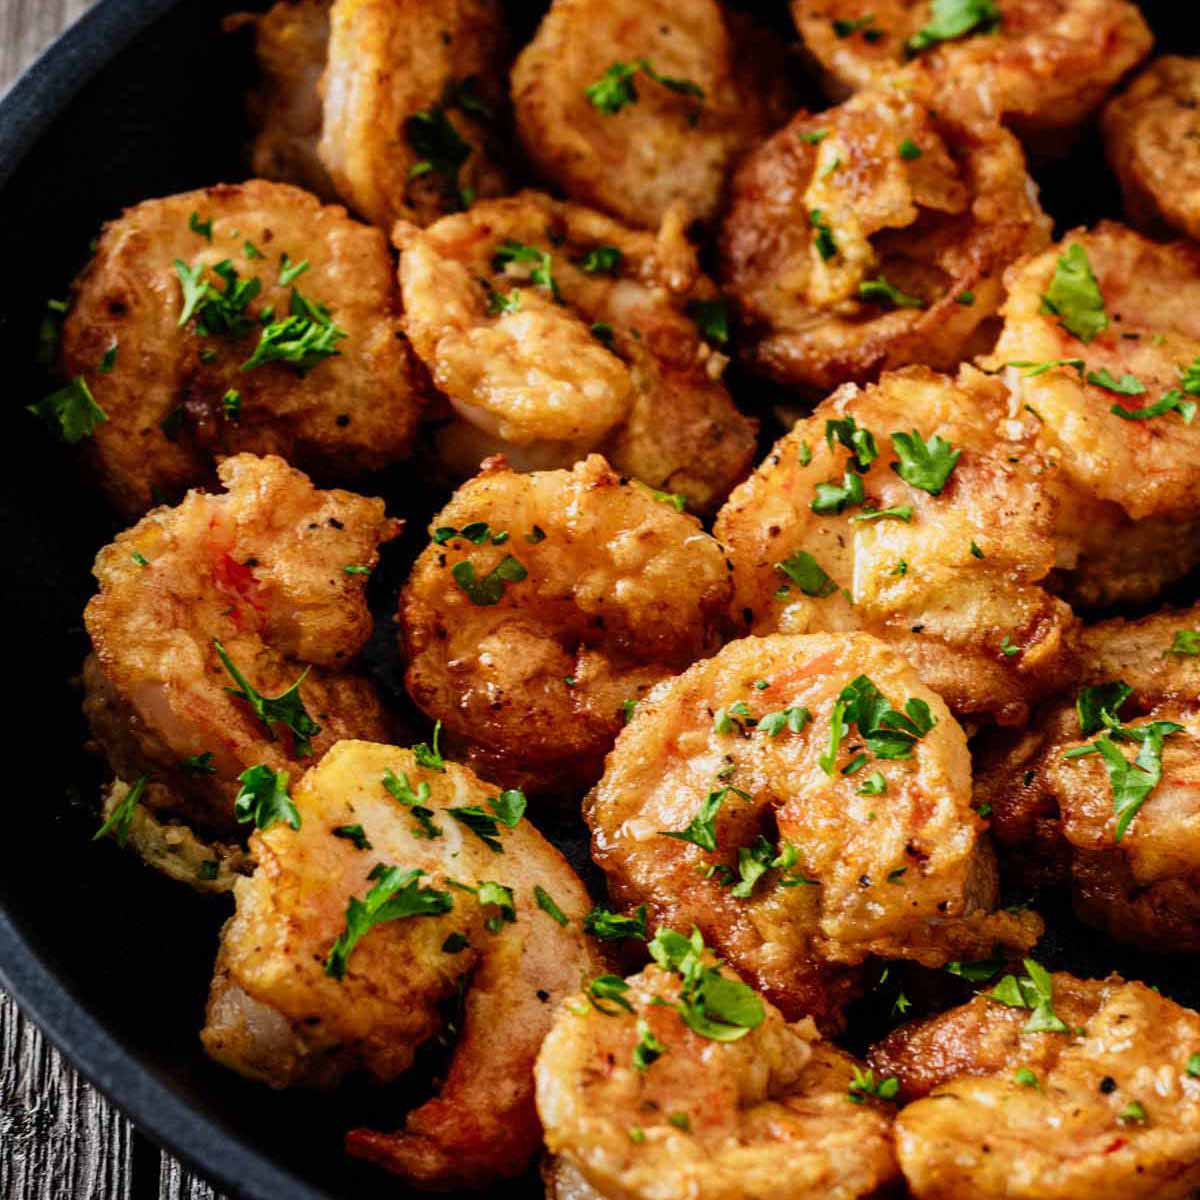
left=834, top=15, right=876, bottom=37
left=585, top=59, right=705, bottom=115
left=93, top=776, right=148, bottom=848
left=28, top=377, right=107, bottom=443
left=810, top=209, right=838, bottom=261
left=197, top=861, right=220, bottom=882
left=633, top=1019, right=666, bottom=1071
left=825, top=415, right=879, bottom=471
left=175, top=258, right=262, bottom=337
left=343, top=564, right=370, bottom=576
left=819, top=675, right=936, bottom=774
left=848, top=1067, right=900, bottom=1104
left=277, top=255, right=310, bottom=287
left=729, top=836, right=796, bottom=898
left=413, top=720, right=446, bottom=772
left=812, top=470, right=866, bottom=515
left=99, top=343, right=118, bottom=373
left=852, top=505, right=913, bottom=523
left=1040, top=244, right=1108, bottom=343
left=1187, top=1052, right=1200, bottom=1077
left=130, top=546, right=149, bottom=567
left=1110, top=390, right=1197, bottom=424
left=534, top=885, right=569, bottom=926
left=405, top=105, right=473, bottom=209
left=242, top=289, right=348, bottom=373
left=333, top=824, right=372, bottom=851
left=660, top=786, right=749, bottom=852
left=798, top=129, right=829, bottom=145
left=493, top=238, right=561, bottom=301
left=649, top=487, right=687, bottom=512
left=222, top=388, right=241, bottom=420
left=899, top=138, right=922, bottom=160
left=591, top=321, right=615, bottom=347
left=1014, top=1067, right=1038, bottom=1088
left=776, top=549, right=837, bottom=597
left=1000, top=636, right=1020, bottom=657
left=442, top=931, right=470, bottom=954
left=383, top=769, right=442, bottom=839
left=587, top=974, right=634, bottom=1014
left=325, top=865, right=452, bottom=980
left=213, top=639, right=320, bottom=755
left=858, top=276, right=924, bottom=309
left=1118, top=1100, right=1147, bottom=1125
left=956, top=290, right=975, bottom=305
left=189, top=211, right=213, bottom=241
left=908, top=0, right=1000, bottom=54
left=234, top=765, right=300, bottom=832
left=448, top=788, right=526, bottom=851
left=577, top=244, right=623, bottom=276
left=984, top=958, right=1068, bottom=1034
left=686, top=298, right=730, bottom=345
left=451, top=555, right=528, bottom=605
left=37, top=297, right=67, bottom=366
left=584, top=905, right=648, bottom=941
left=1007, top=358, right=1085, bottom=378
left=757, top=706, right=812, bottom=737
left=180, top=751, right=215, bottom=774
left=1087, top=367, right=1144, bottom=395
left=890, top=429, right=961, bottom=495
left=858, top=770, right=887, bottom=796
left=1168, top=630, right=1200, bottom=657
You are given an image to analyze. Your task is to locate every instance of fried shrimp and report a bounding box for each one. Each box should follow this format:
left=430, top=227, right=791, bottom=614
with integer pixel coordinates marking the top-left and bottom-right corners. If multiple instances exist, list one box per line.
left=975, top=605, right=1200, bottom=953
left=83, top=454, right=397, bottom=847
left=57, top=180, right=424, bottom=517
left=719, top=89, right=1050, bottom=394
left=511, top=0, right=791, bottom=231
left=232, top=0, right=337, bottom=200
left=715, top=366, right=1075, bottom=727
left=202, top=740, right=598, bottom=1189
left=535, top=943, right=900, bottom=1200
left=584, top=632, right=1043, bottom=1026
left=791, top=0, right=1152, bottom=148
left=870, top=972, right=1200, bottom=1199
left=1103, top=56, right=1200, bottom=242
left=399, top=454, right=733, bottom=795
left=397, top=191, right=757, bottom=512
left=985, top=222, right=1200, bottom=606
left=317, top=0, right=509, bottom=231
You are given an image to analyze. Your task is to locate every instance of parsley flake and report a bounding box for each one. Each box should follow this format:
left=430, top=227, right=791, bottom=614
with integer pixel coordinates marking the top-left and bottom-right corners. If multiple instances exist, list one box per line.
left=234, top=765, right=300, bottom=832
left=777, top=550, right=837, bottom=597
left=908, top=0, right=1000, bottom=54
left=213, top=640, right=320, bottom=755
left=93, top=776, right=148, bottom=848
left=890, top=429, right=961, bottom=495
left=29, top=377, right=107, bottom=443
left=1040, top=244, right=1108, bottom=343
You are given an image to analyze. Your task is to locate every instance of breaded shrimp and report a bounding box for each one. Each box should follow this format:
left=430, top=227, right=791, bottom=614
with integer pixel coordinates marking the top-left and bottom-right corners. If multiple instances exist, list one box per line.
left=202, top=740, right=599, bottom=1189
left=83, top=455, right=397, bottom=844
left=715, top=366, right=1076, bottom=727
left=231, top=0, right=337, bottom=200
left=1103, top=56, right=1200, bottom=242
left=584, top=632, right=1043, bottom=1027
left=317, top=0, right=509, bottom=230
left=975, top=605, right=1200, bottom=953
left=870, top=972, right=1200, bottom=1199
left=985, top=222, right=1200, bottom=606
left=56, top=180, right=424, bottom=517
left=535, top=947, right=899, bottom=1200
left=720, top=89, right=1050, bottom=394
left=397, top=191, right=757, bottom=512
left=512, top=0, right=792, bottom=230
left=791, top=0, right=1152, bottom=149
left=399, top=454, right=733, bottom=794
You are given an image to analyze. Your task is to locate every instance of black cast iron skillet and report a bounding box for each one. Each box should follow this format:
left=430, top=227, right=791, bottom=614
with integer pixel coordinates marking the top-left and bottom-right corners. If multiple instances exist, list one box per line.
left=1, top=3, right=1198, bottom=1198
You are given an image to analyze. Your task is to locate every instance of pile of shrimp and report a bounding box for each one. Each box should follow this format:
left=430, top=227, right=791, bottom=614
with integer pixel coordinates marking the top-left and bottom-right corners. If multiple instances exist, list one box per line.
left=37, top=1, right=1200, bottom=1196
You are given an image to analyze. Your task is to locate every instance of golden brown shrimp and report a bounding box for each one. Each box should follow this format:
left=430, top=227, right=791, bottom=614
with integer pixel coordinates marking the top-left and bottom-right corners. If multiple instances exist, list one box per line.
left=535, top=944, right=899, bottom=1200
left=584, top=632, right=1042, bottom=1027
left=512, top=0, right=792, bottom=230
left=719, top=89, right=1050, bottom=394
left=715, top=366, right=1076, bottom=727
left=55, top=180, right=424, bottom=517
left=83, top=454, right=397, bottom=849
left=976, top=605, right=1200, bottom=953
left=870, top=972, right=1200, bottom=1199
left=202, top=740, right=599, bottom=1189
left=396, top=190, right=757, bottom=512
left=984, top=222, right=1200, bottom=606
left=399, top=454, right=733, bottom=795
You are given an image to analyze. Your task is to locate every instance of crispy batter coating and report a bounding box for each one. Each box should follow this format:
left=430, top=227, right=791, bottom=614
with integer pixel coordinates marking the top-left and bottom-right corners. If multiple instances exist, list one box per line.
left=585, top=632, right=1042, bottom=1026
left=60, top=180, right=424, bottom=517
left=233, top=1, right=337, bottom=200
left=976, top=605, right=1200, bottom=952
left=715, top=367, right=1076, bottom=727
left=512, top=0, right=791, bottom=230
left=400, top=454, right=733, bottom=795
left=83, top=455, right=397, bottom=839
left=792, top=0, right=1152, bottom=146
left=870, top=974, right=1200, bottom=1199
left=397, top=191, right=757, bottom=512
left=720, top=89, right=1050, bottom=394
left=535, top=962, right=899, bottom=1200
left=317, top=0, right=509, bottom=230
left=202, top=741, right=599, bottom=1189
left=1103, top=56, right=1200, bottom=241
left=986, top=222, right=1200, bottom=606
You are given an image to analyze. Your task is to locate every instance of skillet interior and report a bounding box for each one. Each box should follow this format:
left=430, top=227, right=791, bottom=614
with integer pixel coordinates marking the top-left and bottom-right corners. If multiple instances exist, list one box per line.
left=1, top=3, right=1198, bottom=1198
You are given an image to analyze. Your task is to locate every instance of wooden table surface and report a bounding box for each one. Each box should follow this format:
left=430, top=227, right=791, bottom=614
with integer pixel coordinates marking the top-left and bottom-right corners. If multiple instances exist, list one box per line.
left=1, top=6, right=228, bottom=1197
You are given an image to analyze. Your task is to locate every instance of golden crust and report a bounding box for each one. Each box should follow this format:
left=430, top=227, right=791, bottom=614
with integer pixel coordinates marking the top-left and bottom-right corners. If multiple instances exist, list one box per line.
left=236, top=1, right=337, bottom=200
left=584, top=632, right=1042, bottom=1026
left=715, top=366, right=1077, bottom=727
left=792, top=0, right=1152, bottom=143
left=536, top=964, right=899, bottom=1200
left=396, top=190, right=757, bottom=513
left=60, top=180, right=425, bottom=517
left=977, top=605, right=1200, bottom=953
left=987, top=221, right=1200, bottom=605
left=512, top=0, right=791, bottom=230
left=318, top=0, right=509, bottom=230
left=83, top=454, right=397, bottom=836
left=399, top=454, right=733, bottom=794
left=202, top=740, right=599, bottom=1189
left=871, top=974, right=1200, bottom=1199
left=720, top=89, right=1050, bottom=394
left=1103, top=56, right=1200, bottom=241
